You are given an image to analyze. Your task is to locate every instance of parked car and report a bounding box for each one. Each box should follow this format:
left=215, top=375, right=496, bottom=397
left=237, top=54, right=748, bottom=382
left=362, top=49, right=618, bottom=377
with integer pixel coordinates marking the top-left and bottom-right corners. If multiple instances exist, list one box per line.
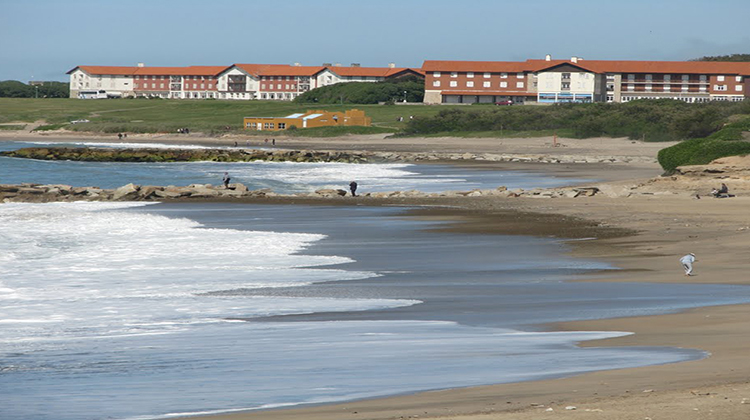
left=495, top=100, right=513, bottom=106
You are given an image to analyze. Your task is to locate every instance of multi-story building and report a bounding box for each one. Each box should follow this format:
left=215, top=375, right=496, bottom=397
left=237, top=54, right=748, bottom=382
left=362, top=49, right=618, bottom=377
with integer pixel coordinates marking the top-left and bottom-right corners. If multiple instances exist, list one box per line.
left=422, top=56, right=750, bottom=104
left=68, top=63, right=423, bottom=100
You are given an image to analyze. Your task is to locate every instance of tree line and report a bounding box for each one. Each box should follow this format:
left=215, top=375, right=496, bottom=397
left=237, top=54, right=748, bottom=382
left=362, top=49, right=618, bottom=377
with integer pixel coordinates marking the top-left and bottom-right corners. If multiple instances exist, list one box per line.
left=0, top=80, right=70, bottom=98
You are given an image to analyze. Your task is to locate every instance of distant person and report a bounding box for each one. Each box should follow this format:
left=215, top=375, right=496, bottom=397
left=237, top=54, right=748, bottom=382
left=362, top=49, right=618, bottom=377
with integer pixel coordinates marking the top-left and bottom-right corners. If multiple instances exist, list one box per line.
left=222, top=172, right=231, bottom=189
left=272, top=138, right=276, bottom=146
left=265, top=138, right=268, bottom=144
left=712, top=183, right=731, bottom=198
left=234, top=141, right=238, bottom=147
left=349, top=181, right=358, bottom=197
left=680, top=253, right=696, bottom=276
left=118, top=133, right=123, bottom=140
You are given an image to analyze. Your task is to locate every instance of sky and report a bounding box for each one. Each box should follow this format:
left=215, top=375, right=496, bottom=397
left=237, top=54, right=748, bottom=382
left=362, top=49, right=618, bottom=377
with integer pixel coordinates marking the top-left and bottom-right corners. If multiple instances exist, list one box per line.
left=1, top=0, right=749, bottom=82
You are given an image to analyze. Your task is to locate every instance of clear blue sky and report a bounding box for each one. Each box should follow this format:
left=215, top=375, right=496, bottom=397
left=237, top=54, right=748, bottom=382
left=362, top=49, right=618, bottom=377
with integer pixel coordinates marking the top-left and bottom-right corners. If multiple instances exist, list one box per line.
left=1, top=0, right=749, bottom=82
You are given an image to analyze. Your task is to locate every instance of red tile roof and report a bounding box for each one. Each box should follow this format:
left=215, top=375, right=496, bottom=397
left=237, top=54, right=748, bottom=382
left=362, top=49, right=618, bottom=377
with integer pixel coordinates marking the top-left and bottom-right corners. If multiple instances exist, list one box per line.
left=134, top=66, right=228, bottom=76
left=425, top=59, right=750, bottom=76
left=233, top=64, right=326, bottom=77
left=68, top=66, right=138, bottom=75
left=422, top=60, right=528, bottom=73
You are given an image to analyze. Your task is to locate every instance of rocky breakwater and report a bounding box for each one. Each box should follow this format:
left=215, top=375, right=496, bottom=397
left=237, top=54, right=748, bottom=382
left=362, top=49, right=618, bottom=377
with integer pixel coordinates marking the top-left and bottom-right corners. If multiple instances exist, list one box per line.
left=0, top=147, right=381, bottom=163
left=1, top=181, right=636, bottom=204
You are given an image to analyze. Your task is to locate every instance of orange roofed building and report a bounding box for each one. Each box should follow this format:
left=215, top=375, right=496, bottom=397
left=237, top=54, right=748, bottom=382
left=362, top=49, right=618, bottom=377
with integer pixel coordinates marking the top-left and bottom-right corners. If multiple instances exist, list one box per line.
left=423, top=55, right=750, bottom=104
left=243, top=109, right=371, bottom=131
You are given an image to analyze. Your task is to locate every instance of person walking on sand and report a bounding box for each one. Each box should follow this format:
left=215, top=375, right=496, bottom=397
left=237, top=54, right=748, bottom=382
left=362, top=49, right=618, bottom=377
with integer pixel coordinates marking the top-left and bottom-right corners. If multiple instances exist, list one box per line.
left=349, top=181, right=358, bottom=197
left=680, top=253, right=696, bottom=276
left=222, top=172, right=231, bottom=189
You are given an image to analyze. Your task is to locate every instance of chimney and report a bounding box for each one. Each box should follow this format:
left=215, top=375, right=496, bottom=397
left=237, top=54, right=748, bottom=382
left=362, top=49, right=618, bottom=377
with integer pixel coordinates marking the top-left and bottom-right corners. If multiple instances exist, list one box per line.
left=334, top=63, right=341, bottom=67
left=545, top=54, right=551, bottom=61
left=351, top=63, right=360, bottom=67
left=571, top=56, right=578, bottom=63
left=388, top=62, right=396, bottom=68
left=293, top=62, right=301, bottom=66
left=322, top=63, right=333, bottom=67
left=137, top=62, right=145, bottom=67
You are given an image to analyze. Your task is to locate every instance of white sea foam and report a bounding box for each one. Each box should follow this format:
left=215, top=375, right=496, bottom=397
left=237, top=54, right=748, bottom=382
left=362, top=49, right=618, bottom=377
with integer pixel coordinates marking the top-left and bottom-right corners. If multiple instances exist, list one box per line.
left=0, top=202, right=415, bottom=343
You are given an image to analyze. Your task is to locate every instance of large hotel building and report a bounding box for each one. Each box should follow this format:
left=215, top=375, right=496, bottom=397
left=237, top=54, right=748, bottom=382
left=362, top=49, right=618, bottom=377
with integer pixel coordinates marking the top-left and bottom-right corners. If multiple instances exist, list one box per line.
left=68, top=56, right=750, bottom=104
left=67, top=63, right=422, bottom=101
left=423, top=55, right=750, bottom=104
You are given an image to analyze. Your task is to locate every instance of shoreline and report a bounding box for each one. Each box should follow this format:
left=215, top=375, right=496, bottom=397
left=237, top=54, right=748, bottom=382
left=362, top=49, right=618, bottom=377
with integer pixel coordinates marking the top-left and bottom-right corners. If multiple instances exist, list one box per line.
left=4, top=132, right=750, bottom=419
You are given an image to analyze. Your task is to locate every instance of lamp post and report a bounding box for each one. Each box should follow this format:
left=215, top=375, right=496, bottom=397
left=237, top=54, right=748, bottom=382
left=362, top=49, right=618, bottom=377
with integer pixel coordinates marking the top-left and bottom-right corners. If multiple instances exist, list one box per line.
left=403, top=90, right=407, bottom=103
left=35, top=85, right=39, bottom=99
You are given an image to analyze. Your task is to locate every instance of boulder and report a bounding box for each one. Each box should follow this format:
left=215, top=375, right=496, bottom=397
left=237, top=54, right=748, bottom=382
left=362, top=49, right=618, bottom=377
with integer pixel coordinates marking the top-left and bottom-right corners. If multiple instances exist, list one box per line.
left=315, top=189, right=347, bottom=197
left=113, top=183, right=140, bottom=200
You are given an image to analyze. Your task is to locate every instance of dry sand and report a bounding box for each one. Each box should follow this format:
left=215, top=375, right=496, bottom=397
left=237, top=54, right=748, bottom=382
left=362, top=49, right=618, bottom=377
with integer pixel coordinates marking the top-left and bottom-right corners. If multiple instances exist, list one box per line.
left=4, top=130, right=750, bottom=419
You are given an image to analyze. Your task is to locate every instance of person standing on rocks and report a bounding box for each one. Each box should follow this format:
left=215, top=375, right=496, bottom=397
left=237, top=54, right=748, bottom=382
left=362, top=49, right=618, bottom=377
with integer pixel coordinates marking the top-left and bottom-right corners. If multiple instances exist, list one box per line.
left=222, top=172, right=231, bottom=189
left=349, top=181, right=358, bottom=197
left=680, top=253, right=696, bottom=276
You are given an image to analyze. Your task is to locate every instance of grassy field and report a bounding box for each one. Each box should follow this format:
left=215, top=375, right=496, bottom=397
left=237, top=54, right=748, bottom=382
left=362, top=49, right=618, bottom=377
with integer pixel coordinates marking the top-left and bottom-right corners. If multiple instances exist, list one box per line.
left=0, top=98, right=468, bottom=135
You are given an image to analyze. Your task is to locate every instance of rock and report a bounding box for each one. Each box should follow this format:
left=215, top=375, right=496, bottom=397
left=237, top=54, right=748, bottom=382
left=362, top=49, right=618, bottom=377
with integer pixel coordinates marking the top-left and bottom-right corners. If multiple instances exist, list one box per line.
left=138, top=186, right=162, bottom=199
left=231, top=183, right=248, bottom=192
left=314, top=189, right=347, bottom=197
left=113, top=183, right=140, bottom=200
left=153, top=189, right=184, bottom=199
left=565, top=406, right=577, bottom=410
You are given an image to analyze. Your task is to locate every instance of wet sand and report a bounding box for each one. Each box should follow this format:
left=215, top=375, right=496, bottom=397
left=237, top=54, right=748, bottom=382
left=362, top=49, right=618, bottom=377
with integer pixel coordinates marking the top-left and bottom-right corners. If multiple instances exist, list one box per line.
left=3, top=131, right=750, bottom=419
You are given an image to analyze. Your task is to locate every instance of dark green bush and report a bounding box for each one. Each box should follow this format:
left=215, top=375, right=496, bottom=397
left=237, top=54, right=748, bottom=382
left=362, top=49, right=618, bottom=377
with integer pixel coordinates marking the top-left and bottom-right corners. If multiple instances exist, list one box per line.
left=295, top=76, right=424, bottom=104
left=658, top=138, right=750, bottom=172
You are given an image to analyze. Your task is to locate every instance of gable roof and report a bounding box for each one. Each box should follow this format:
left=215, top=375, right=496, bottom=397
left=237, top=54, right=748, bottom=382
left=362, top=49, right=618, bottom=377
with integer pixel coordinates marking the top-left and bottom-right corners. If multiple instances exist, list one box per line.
left=67, top=66, right=138, bottom=75
left=422, top=60, right=528, bottom=73
left=134, top=66, right=229, bottom=76
left=233, top=64, right=326, bottom=77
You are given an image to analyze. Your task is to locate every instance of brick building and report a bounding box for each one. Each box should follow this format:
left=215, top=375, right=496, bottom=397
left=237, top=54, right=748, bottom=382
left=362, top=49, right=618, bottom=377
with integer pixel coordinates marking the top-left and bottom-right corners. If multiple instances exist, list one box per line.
left=68, top=63, right=423, bottom=101
left=422, top=56, right=750, bottom=104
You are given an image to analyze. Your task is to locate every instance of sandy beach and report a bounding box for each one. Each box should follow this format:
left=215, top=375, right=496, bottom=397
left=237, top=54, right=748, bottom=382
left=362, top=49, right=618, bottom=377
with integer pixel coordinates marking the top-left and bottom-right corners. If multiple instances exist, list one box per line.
left=3, top=130, right=750, bottom=419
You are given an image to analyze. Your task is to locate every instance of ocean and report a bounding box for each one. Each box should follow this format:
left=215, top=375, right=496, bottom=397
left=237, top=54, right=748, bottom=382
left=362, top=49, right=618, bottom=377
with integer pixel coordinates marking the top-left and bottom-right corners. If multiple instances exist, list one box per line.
left=2, top=140, right=750, bottom=420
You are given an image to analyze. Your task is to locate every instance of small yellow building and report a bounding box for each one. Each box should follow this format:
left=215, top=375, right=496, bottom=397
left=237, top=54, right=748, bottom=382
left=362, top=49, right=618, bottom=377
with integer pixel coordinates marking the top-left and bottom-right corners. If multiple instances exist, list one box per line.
left=244, top=109, right=371, bottom=131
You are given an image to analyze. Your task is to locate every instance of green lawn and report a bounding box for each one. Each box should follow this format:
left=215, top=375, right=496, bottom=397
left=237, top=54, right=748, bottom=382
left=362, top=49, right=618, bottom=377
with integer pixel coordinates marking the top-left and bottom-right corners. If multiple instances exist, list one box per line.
left=0, top=98, right=467, bottom=135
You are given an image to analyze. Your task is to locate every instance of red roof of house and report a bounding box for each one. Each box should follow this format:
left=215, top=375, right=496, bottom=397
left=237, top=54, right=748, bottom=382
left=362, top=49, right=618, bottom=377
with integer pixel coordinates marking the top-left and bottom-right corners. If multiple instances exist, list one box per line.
left=422, top=60, right=528, bottom=73
left=68, top=66, right=138, bottom=75
left=134, top=66, right=228, bottom=76
left=233, top=64, right=326, bottom=77
left=424, top=59, right=750, bottom=76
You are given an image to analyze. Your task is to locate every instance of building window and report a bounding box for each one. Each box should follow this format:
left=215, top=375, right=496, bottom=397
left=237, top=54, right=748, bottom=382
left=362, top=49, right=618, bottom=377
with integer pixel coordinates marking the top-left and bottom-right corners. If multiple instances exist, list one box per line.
left=160, top=83, right=164, bottom=88
left=715, top=85, right=727, bottom=91
left=682, top=75, right=689, bottom=81
left=516, top=82, right=524, bottom=88
left=664, top=75, right=671, bottom=81
left=561, top=82, right=570, bottom=89
left=201, top=84, right=205, bottom=89
left=451, top=72, right=458, bottom=78
left=627, top=84, right=634, bottom=91
left=433, top=81, right=441, bottom=87
left=500, top=73, right=508, bottom=78
left=466, top=81, right=474, bottom=87
left=449, top=81, right=457, bottom=87
left=286, top=76, right=291, bottom=81
left=628, top=74, right=635, bottom=80
left=516, top=73, right=524, bottom=79
left=433, top=71, right=441, bottom=77
left=500, top=81, right=507, bottom=88
left=717, top=75, right=725, bottom=82
left=277, top=84, right=281, bottom=89
left=735, top=85, right=743, bottom=92
left=664, top=85, right=671, bottom=91
left=467, top=72, right=474, bottom=78
left=645, top=74, right=652, bottom=80
left=278, top=123, right=286, bottom=129
left=483, top=81, right=490, bottom=88
left=483, top=72, right=491, bottom=78
left=152, top=83, right=156, bottom=88
left=736, top=76, right=743, bottom=82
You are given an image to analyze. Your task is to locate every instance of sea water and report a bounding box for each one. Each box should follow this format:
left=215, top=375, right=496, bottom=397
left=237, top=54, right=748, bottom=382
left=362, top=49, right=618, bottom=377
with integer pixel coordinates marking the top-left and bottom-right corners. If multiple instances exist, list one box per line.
left=0, top=140, right=589, bottom=193
left=2, top=143, right=750, bottom=420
